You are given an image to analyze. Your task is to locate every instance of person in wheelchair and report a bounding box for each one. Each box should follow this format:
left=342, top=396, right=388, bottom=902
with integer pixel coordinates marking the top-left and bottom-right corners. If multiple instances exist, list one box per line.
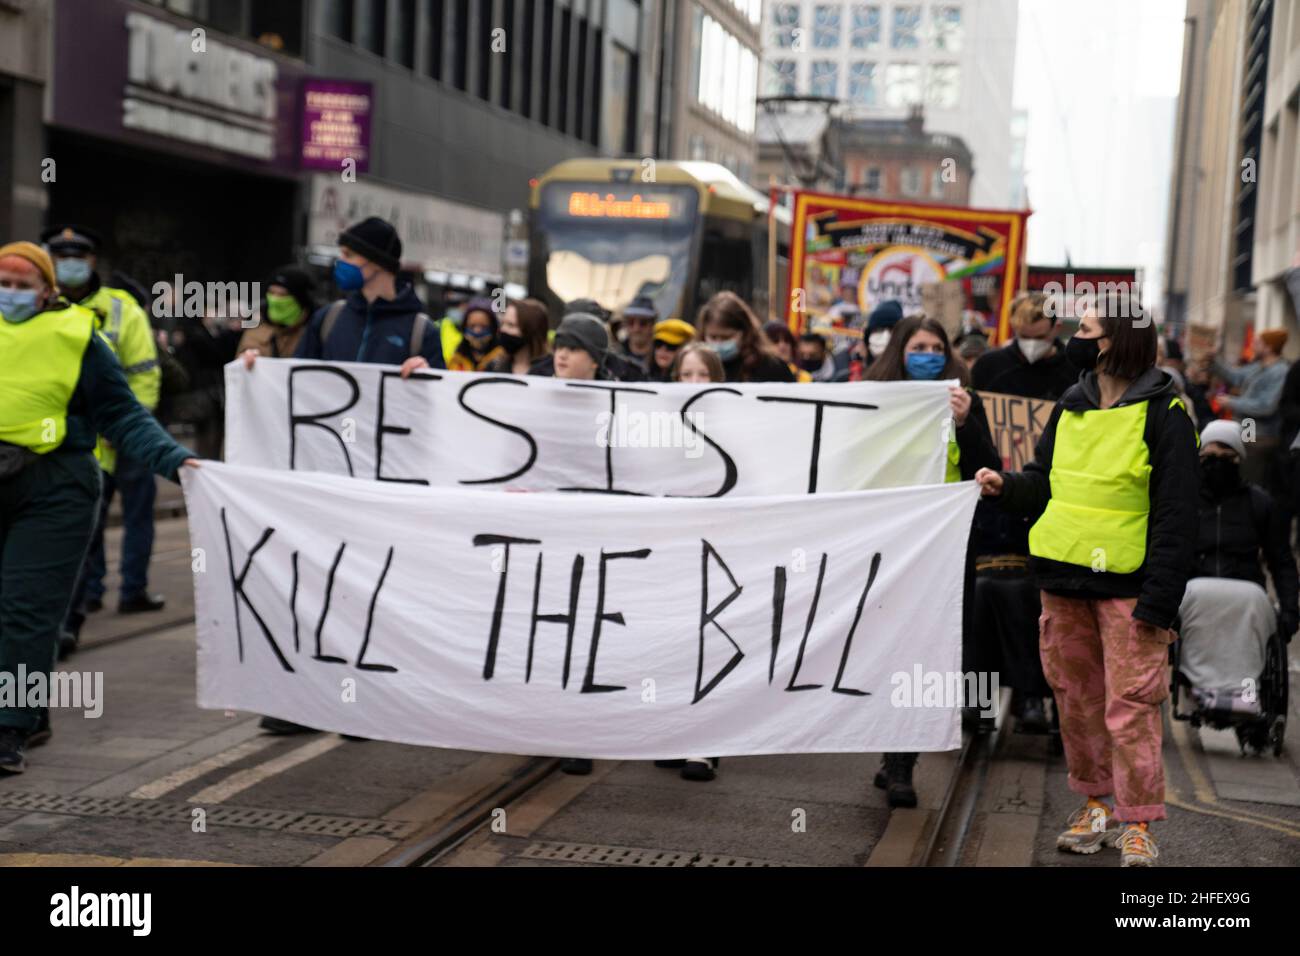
left=1178, top=420, right=1296, bottom=750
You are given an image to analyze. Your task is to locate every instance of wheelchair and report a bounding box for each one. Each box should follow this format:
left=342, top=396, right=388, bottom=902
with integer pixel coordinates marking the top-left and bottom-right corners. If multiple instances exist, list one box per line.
left=1170, top=593, right=1289, bottom=757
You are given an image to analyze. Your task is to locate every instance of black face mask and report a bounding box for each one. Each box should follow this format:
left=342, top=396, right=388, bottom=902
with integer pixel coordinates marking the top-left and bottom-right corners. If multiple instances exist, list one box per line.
left=498, top=331, right=525, bottom=355
left=1065, top=334, right=1102, bottom=371
left=1200, top=456, right=1240, bottom=497
left=799, top=356, right=823, bottom=372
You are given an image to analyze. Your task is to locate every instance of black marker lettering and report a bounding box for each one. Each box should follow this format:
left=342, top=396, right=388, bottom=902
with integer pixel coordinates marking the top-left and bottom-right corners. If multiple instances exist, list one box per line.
left=219, top=510, right=292, bottom=671
left=582, top=548, right=652, bottom=693
left=313, top=542, right=348, bottom=664
left=673, top=387, right=741, bottom=498
left=376, top=371, right=437, bottom=484
left=695, top=539, right=744, bottom=703
left=528, top=552, right=585, bottom=688
left=473, top=534, right=542, bottom=680
left=755, top=396, right=879, bottom=492
left=457, top=378, right=538, bottom=485
left=356, top=546, right=398, bottom=672
left=786, top=553, right=827, bottom=692
left=769, top=566, right=787, bottom=685
left=288, top=365, right=360, bottom=476
left=832, top=552, right=881, bottom=696
left=559, top=382, right=656, bottom=495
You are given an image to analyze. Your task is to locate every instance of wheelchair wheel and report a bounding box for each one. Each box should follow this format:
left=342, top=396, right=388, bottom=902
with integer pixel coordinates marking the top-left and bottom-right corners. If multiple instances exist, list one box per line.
left=1262, top=636, right=1288, bottom=757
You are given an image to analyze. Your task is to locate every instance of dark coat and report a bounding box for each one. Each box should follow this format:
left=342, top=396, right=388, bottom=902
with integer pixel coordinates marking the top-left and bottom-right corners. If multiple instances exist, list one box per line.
left=971, top=338, right=1077, bottom=401
left=1193, top=478, right=1299, bottom=631
left=293, top=285, right=446, bottom=367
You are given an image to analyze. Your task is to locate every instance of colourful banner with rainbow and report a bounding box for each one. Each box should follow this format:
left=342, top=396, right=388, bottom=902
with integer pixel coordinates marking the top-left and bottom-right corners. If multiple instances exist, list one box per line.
left=785, top=192, right=1030, bottom=344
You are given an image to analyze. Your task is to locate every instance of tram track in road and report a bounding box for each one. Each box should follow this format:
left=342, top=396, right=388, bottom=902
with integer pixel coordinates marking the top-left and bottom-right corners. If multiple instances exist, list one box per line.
left=922, top=691, right=1013, bottom=867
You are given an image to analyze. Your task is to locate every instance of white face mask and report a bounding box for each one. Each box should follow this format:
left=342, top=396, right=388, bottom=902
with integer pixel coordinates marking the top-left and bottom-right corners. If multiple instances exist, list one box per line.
left=1017, top=336, right=1052, bottom=364
left=867, top=329, right=891, bottom=358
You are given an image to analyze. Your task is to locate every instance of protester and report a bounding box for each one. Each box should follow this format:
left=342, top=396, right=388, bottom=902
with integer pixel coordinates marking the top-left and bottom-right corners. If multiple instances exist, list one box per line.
left=448, top=297, right=506, bottom=372
left=0, top=240, right=196, bottom=772
left=42, top=226, right=167, bottom=654
left=798, top=332, right=837, bottom=382
left=670, top=342, right=724, bottom=384
left=286, top=216, right=445, bottom=371
left=975, top=298, right=1199, bottom=867
left=1190, top=420, right=1298, bottom=639
left=971, top=292, right=1076, bottom=398
left=648, top=318, right=695, bottom=382
left=864, top=300, right=903, bottom=367
left=761, top=321, right=812, bottom=382
left=617, top=295, right=657, bottom=373
left=238, top=265, right=317, bottom=362
left=864, top=315, right=1000, bottom=806
left=245, top=217, right=437, bottom=735
left=529, top=300, right=646, bottom=381
left=1213, top=328, right=1289, bottom=487
left=955, top=329, right=989, bottom=371
left=697, top=291, right=794, bottom=383
left=968, top=292, right=1077, bottom=735
left=549, top=312, right=611, bottom=384
left=486, top=297, right=551, bottom=375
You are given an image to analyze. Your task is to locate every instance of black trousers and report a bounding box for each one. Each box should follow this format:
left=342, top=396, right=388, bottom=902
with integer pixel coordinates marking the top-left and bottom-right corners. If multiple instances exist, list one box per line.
left=970, top=565, right=1052, bottom=699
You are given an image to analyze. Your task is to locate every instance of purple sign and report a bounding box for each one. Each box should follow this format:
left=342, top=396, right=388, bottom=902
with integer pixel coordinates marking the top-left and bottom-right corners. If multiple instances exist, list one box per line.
left=300, top=79, right=373, bottom=173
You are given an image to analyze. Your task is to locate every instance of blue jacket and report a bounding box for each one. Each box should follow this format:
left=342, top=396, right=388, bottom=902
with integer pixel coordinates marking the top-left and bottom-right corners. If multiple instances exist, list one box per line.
left=293, top=285, right=447, bottom=368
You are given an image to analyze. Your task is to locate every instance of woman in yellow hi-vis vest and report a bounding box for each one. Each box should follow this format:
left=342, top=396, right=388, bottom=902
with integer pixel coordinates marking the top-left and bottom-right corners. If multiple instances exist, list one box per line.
left=0, top=241, right=197, bottom=774
left=976, top=301, right=1198, bottom=867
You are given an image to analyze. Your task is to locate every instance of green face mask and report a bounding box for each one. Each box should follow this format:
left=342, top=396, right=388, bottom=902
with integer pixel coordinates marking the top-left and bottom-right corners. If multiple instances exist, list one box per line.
left=265, top=293, right=303, bottom=327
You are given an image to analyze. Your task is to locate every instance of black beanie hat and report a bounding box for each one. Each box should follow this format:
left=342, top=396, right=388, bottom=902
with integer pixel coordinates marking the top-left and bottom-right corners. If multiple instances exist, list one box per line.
left=554, top=313, right=609, bottom=365
left=266, top=264, right=318, bottom=311
left=338, top=216, right=402, bottom=273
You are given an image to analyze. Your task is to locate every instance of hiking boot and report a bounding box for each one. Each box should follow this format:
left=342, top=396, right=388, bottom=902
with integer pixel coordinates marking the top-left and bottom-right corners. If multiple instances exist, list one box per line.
left=1116, top=823, right=1159, bottom=867
left=873, top=753, right=917, bottom=808
left=0, top=729, right=27, bottom=774
left=1056, top=798, right=1117, bottom=854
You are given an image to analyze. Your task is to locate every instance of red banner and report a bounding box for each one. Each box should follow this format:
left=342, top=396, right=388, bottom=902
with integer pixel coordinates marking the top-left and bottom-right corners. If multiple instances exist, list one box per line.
left=786, top=191, right=1030, bottom=344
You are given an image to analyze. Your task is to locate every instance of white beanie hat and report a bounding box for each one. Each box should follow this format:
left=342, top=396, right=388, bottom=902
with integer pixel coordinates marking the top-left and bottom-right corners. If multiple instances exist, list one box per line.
left=1200, top=419, right=1246, bottom=459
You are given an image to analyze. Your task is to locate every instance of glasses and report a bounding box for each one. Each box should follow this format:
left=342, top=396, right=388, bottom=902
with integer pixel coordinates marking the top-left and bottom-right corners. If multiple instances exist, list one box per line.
left=654, top=340, right=683, bottom=351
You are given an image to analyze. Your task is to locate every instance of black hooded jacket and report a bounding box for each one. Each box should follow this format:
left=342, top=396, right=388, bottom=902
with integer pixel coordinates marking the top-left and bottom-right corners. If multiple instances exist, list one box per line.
left=971, top=337, right=1078, bottom=401
left=998, top=367, right=1200, bottom=628
left=1194, top=476, right=1299, bottom=630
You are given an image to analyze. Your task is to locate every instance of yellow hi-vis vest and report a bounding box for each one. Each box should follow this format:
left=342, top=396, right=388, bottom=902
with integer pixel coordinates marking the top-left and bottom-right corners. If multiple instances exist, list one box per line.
left=945, top=434, right=961, bottom=483
left=1027, top=400, right=1154, bottom=574
left=0, top=305, right=95, bottom=454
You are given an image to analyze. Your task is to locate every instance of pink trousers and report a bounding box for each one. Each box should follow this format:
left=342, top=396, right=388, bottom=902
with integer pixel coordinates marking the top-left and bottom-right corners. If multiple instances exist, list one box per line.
left=1039, top=592, right=1171, bottom=822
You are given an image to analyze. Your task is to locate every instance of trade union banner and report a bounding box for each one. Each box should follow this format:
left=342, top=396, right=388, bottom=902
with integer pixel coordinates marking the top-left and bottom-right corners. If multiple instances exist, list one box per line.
left=224, top=360, right=954, bottom=495
left=183, top=462, right=979, bottom=756
left=785, top=191, right=1030, bottom=344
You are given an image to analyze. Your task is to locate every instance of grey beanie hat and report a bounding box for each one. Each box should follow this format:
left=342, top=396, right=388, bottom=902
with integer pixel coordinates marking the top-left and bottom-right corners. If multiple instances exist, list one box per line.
left=1200, top=419, right=1246, bottom=459
left=554, top=313, right=609, bottom=364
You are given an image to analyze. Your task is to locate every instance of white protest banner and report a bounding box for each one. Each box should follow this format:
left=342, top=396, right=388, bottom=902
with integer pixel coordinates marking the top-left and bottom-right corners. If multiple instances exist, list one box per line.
left=224, top=360, right=952, bottom=495
left=184, top=462, right=979, bottom=756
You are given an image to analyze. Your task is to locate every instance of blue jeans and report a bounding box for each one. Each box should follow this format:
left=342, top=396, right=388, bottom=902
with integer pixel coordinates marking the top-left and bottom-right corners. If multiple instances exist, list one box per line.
left=80, top=454, right=157, bottom=603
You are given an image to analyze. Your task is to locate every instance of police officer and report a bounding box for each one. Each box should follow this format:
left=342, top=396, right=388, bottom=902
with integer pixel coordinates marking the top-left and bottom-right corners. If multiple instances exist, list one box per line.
left=41, top=226, right=167, bottom=654
left=0, top=241, right=196, bottom=773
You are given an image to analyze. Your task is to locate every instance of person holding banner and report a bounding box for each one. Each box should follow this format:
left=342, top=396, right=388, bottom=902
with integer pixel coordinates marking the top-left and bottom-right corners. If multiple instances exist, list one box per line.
left=485, top=298, right=551, bottom=376
left=698, top=292, right=794, bottom=383
left=864, top=315, right=1000, bottom=806
left=0, top=240, right=197, bottom=773
left=975, top=300, right=1198, bottom=867
left=447, top=298, right=507, bottom=372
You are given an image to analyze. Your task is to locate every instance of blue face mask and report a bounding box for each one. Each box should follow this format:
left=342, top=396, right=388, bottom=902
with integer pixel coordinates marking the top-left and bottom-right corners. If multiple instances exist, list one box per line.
left=55, top=257, right=93, bottom=288
left=711, top=339, right=740, bottom=362
left=333, top=259, right=366, bottom=291
left=0, top=288, right=41, bottom=324
left=905, top=351, right=947, bottom=380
